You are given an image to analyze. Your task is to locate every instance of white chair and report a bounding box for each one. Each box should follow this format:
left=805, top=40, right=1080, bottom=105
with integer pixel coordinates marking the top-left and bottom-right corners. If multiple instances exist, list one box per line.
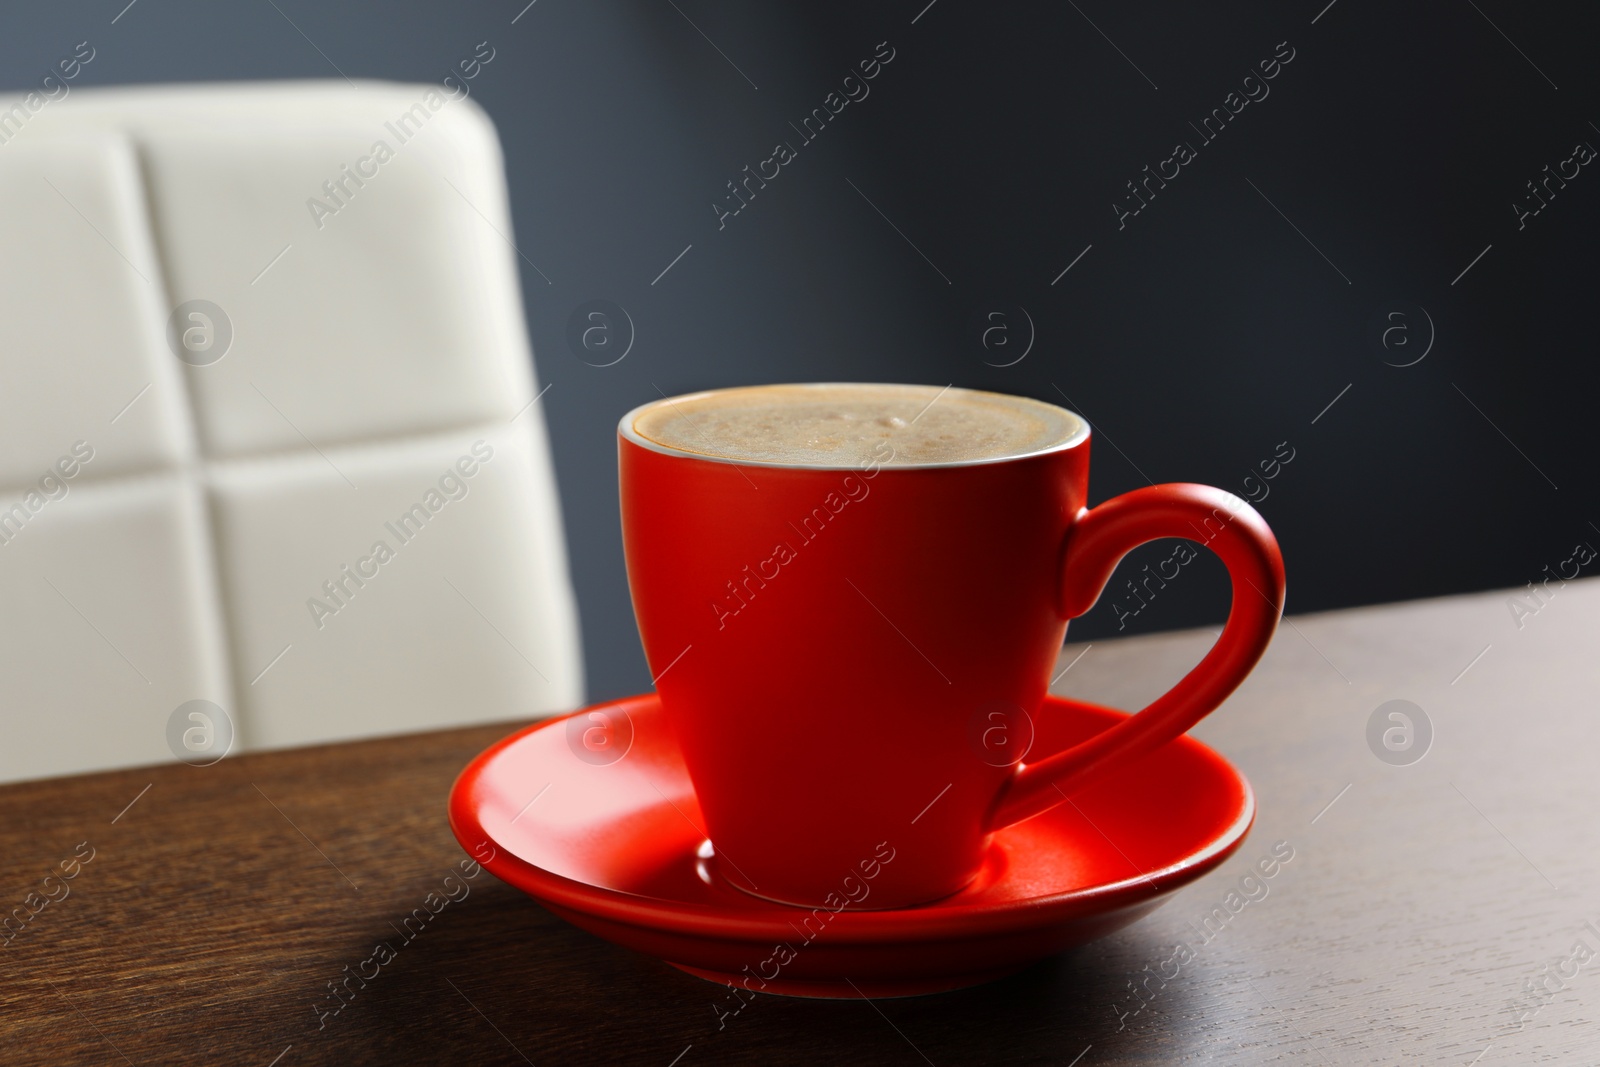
left=0, top=81, right=584, bottom=782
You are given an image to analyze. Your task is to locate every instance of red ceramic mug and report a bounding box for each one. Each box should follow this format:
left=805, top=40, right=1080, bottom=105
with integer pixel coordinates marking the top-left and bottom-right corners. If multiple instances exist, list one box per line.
left=619, top=384, right=1284, bottom=910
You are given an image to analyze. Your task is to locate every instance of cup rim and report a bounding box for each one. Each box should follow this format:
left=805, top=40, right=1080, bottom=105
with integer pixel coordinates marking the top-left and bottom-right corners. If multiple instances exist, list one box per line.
left=617, top=382, right=1091, bottom=472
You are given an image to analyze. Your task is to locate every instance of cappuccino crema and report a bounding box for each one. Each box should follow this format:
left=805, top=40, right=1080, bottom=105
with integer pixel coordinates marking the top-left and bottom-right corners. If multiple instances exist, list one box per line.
left=631, top=383, right=1083, bottom=467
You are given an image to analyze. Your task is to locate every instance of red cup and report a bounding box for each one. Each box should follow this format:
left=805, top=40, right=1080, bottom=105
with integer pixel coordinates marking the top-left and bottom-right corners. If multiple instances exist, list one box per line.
left=619, top=385, right=1284, bottom=910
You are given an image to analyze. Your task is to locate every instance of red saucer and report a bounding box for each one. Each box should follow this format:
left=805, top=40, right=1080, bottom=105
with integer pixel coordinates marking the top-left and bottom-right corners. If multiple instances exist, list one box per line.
left=448, top=693, right=1254, bottom=998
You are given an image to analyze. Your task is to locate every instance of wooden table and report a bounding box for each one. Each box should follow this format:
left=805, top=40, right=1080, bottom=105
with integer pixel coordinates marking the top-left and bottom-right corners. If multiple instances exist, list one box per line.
left=4, top=579, right=1597, bottom=1064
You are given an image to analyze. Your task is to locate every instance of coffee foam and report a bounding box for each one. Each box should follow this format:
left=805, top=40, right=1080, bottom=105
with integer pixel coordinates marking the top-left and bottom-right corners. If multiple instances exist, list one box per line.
left=631, top=384, right=1083, bottom=467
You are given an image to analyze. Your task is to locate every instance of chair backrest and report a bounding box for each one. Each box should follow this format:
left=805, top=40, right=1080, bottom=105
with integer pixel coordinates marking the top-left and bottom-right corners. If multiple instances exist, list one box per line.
left=0, top=80, right=583, bottom=783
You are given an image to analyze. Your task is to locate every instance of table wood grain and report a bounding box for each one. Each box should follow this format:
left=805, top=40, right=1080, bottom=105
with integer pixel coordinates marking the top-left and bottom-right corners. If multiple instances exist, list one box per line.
left=4, top=578, right=1597, bottom=1065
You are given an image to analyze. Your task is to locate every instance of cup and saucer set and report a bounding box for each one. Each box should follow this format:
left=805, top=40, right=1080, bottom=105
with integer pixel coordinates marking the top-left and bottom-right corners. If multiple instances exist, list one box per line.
left=451, top=384, right=1283, bottom=997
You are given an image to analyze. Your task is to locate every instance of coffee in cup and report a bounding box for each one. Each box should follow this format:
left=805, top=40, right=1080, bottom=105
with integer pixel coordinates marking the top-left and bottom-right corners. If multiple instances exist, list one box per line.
left=619, top=383, right=1283, bottom=910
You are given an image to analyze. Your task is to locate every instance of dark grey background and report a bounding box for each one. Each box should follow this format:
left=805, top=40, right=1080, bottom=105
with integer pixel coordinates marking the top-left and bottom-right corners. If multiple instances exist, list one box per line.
left=7, top=1, right=1596, bottom=702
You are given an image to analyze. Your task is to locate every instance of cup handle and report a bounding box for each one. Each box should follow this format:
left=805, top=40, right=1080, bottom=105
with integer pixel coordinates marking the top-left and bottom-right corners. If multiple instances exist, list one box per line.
left=987, top=483, right=1285, bottom=830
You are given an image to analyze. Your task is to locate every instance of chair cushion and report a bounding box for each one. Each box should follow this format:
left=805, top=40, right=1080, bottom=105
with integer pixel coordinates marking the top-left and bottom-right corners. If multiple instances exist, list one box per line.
left=0, top=82, right=582, bottom=781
